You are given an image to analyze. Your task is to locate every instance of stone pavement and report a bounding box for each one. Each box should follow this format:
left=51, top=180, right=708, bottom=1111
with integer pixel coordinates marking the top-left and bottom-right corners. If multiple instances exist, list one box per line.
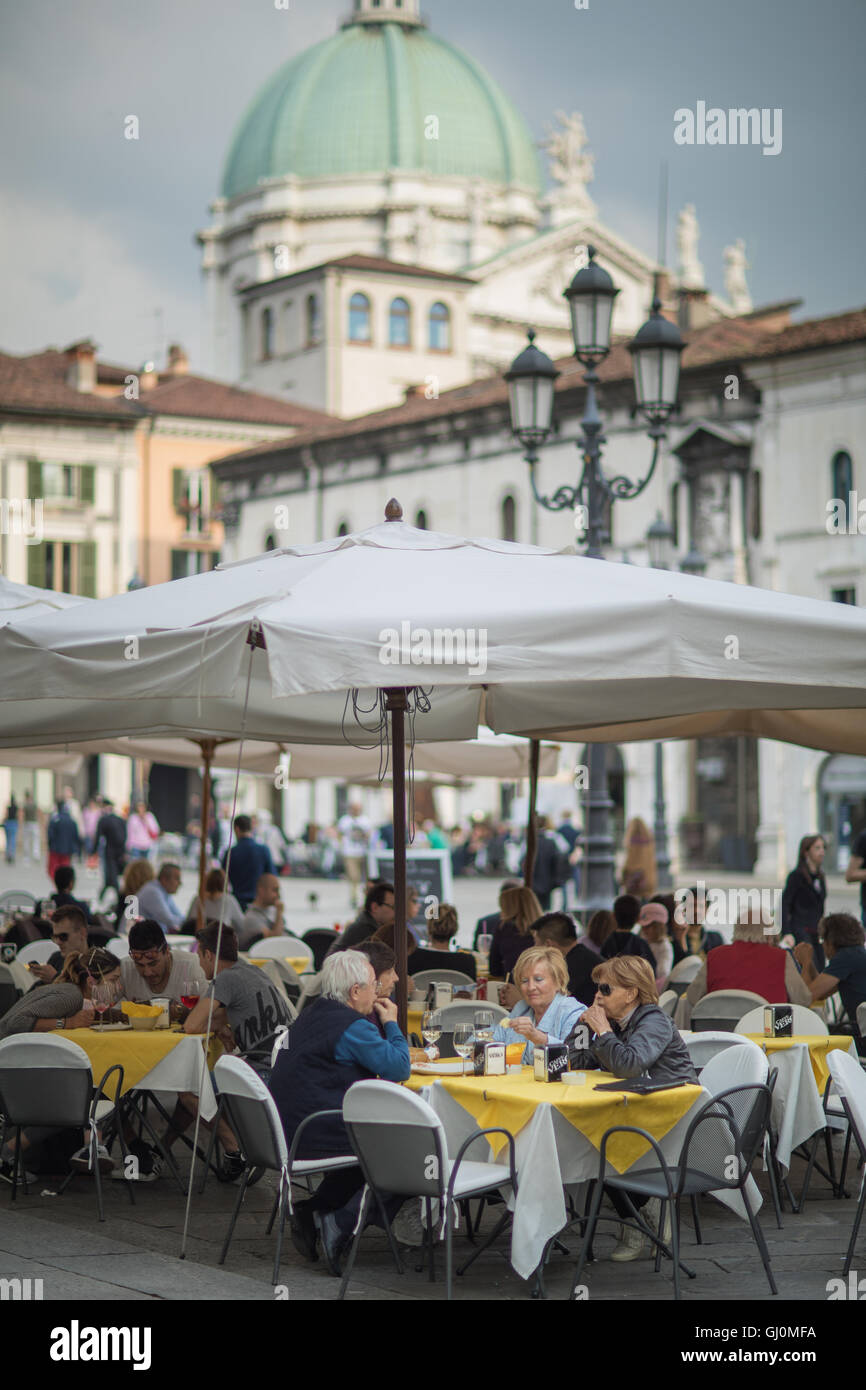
left=0, top=1139, right=861, bottom=1303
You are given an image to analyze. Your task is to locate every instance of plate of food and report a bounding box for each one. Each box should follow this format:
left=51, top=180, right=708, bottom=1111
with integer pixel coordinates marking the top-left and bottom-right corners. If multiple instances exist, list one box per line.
left=411, top=1058, right=471, bottom=1075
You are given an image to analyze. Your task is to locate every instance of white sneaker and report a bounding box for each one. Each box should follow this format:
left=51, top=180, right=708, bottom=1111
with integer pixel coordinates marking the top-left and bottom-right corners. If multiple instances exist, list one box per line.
left=644, top=1197, right=672, bottom=1244
left=610, top=1223, right=647, bottom=1261
left=392, top=1201, right=425, bottom=1247
left=69, top=1144, right=114, bottom=1175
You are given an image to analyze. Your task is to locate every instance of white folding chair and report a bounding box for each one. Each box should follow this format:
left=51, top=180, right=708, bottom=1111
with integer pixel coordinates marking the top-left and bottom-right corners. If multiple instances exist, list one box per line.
left=249, top=937, right=314, bottom=967
left=411, top=969, right=477, bottom=992
left=658, top=989, right=678, bottom=1018
left=15, top=940, right=56, bottom=966
left=104, top=936, right=130, bottom=959
left=0, top=1034, right=132, bottom=1221
left=827, top=1049, right=866, bottom=1275
left=339, top=1079, right=516, bottom=1300
left=213, top=1055, right=356, bottom=1285
left=666, top=956, right=703, bottom=997
left=684, top=1031, right=760, bottom=1072
left=734, top=1004, right=828, bottom=1037
left=434, top=999, right=509, bottom=1055
left=690, top=990, right=768, bottom=1032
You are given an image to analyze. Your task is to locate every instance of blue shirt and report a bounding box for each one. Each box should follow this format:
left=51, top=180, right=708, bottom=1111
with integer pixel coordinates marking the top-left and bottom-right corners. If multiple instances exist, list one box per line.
left=221, top=837, right=275, bottom=906
left=136, top=879, right=184, bottom=931
left=492, top=993, right=587, bottom=1064
left=333, top=1017, right=411, bottom=1081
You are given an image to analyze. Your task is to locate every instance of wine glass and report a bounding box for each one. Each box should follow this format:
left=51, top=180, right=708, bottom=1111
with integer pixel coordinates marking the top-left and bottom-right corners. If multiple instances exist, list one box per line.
left=180, top=974, right=201, bottom=1012
left=91, top=982, right=113, bottom=1031
left=474, top=1009, right=494, bottom=1041
left=452, top=1022, right=474, bottom=1074
left=421, top=1009, right=441, bottom=1053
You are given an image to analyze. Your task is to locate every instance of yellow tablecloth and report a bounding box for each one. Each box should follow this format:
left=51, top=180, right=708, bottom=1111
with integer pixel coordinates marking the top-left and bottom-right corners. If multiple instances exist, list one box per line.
left=56, top=1027, right=204, bottom=1095
left=744, top=1034, right=853, bottom=1093
left=406, top=1067, right=703, bottom=1174
left=249, top=956, right=310, bottom=977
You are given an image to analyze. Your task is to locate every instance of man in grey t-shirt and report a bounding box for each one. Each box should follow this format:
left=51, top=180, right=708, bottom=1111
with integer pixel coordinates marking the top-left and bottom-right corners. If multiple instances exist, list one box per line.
left=185, top=921, right=292, bottom=1075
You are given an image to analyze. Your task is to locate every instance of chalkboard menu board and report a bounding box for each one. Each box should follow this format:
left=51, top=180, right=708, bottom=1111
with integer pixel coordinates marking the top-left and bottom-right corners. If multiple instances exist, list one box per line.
left=368, top=849, right=454, bottom=933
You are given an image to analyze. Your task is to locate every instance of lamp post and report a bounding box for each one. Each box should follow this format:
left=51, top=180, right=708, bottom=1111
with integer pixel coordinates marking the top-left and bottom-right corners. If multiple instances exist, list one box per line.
left=505, top=248, right=685, bottom=913
left=645, top=512, right=675, bottom=889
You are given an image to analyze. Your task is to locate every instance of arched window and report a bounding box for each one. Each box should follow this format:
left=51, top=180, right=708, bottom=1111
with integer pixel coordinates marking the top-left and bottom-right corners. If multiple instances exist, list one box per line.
left=348, top=292, right=371, bottom=343
left=336, top=520, right=350, bottom=537
left=306, top=293, right=322, bottom=347
left=415, top=509, right=428, bottom=530
left=429, top=302, right=451, bottom=351
left=261, top=306, right=273, bottom=360
left=501, top=494, right=516, bottom=542
left=832, top=450, right=853, bottom=500
left=389, top=297, right=411, bottom=347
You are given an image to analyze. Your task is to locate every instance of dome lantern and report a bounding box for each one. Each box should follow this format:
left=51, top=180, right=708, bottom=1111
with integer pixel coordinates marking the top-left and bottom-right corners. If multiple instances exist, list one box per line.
left=343, top=0, right=424, bottom=28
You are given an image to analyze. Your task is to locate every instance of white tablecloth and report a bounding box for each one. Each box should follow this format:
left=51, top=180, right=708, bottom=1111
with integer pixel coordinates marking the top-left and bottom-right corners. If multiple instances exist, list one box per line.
left=132, top=1036, right=218, bottom=1121
left=759, top=1040, right=858, bottom=1171
left=416, top=1080, right=758, bottom=1280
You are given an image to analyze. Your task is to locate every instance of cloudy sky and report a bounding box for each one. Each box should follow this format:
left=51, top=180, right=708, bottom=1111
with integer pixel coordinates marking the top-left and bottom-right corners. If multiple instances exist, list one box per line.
left=1, top=0, right=862, bottom=371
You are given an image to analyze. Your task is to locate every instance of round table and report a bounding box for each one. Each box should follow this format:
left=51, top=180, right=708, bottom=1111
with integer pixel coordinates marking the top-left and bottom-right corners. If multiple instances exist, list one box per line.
left=406, top=1066, right=707, bottom=1279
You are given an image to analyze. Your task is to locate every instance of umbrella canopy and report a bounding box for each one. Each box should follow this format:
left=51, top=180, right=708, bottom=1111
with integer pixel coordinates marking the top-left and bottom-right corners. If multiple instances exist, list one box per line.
left=528, top=708, right=866, bottom=758
left=1, top=516, right=865, bottom=746
left=0, top=574, right=87, bottom=623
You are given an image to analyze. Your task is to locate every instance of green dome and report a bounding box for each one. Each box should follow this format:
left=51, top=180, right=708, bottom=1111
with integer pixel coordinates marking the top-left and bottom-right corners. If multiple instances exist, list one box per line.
left=221, top=21, right=542, bottom=200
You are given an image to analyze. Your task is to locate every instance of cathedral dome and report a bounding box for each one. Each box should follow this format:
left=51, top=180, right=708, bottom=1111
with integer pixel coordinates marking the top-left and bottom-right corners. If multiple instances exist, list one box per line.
left=221, top=2, right=542, bottom=200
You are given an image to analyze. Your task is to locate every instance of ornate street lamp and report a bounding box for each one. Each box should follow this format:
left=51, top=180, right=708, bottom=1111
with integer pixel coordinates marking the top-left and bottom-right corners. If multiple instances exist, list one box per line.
left=505, top=251, right=685, bottom=913
left=645, top=513, right=675, bottom=888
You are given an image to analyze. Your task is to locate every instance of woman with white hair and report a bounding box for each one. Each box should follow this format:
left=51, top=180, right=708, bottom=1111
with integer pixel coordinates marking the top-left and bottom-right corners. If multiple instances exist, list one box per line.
left=268, top=949, right=411, bottom=1276
left=685, top=910, right=812, bottom=1013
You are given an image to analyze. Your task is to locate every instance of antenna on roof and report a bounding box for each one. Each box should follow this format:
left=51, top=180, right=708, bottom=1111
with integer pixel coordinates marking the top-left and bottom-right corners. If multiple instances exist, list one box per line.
left=655, top=160, right=668, bottom=301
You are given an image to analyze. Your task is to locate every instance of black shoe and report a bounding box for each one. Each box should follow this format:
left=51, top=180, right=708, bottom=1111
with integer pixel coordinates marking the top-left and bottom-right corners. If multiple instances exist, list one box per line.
left=290, top=1202, right=319, bottom=1263
left=217, top=1150, right=247, bottom=1183
left=314, top=1210, right=350, bottom=1277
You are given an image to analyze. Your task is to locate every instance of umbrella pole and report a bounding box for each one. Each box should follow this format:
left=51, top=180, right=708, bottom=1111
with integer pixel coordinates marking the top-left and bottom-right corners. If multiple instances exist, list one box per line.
left=386, top=688, right=409, bottom=1035
left=197, top=740, right=216, bottom=930
left=524, top=738, right=540, bottom=889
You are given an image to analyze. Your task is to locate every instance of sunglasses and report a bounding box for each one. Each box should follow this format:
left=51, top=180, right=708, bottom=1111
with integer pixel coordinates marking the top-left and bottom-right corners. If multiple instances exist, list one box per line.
left=595, top=983, right=616, bottom=996
left=130, top=949, right=167, bottom=964
left=52, top=932, right=71, bottom=942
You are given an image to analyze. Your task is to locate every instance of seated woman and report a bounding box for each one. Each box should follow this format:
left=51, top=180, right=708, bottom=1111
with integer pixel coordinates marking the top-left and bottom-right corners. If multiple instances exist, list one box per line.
left=637, top=903, right=673, bottom=987
left=0, top=947, right=123, bottom=1177
left=564, top=955, right=699, bottom=1262
left=112, top=858, right=156, bottom=932
left=794, top=913, right=866, bottom=1054
left=685, top=911, right=811, bottom=1020
left=406, top=903, right=477, bottom=981
left=580, top=909, right=617, bottom=957
left=491, top=945, right=586, bottom=1064
left=186, top=867, right=245, bottom=933
left=488, top=885, right=544, bottom=981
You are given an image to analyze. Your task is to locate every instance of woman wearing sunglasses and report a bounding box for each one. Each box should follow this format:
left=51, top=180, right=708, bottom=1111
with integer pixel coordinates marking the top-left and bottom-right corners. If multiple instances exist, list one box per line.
left=565, top=956, right=698, bottom=1262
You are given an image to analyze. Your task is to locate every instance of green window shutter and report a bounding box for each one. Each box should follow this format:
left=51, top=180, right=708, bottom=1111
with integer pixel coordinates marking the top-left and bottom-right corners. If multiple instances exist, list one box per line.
left=77, top=540, right=97, bottom=598
left=79, top=465, right=95, bottom=505
left=27, top=543, right=47, bottom=588
left=172, top=468, right=186, bottom=512
left=27, top=459, right=43, bottom=500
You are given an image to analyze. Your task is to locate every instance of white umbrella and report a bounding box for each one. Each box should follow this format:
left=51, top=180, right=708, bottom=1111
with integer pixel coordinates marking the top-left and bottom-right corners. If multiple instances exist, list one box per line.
left=0, top=573, right=87, bottom=623
left=2, top=505, right=866, bottom=1017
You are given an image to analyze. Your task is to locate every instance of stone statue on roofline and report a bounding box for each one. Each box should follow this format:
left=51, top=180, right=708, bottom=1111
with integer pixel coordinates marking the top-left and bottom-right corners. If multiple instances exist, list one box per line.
left=543, top=111, right=595, bottom=192
left=676, top=203, right=705, bottom=291
left=723, top=239, right=753, bottom=314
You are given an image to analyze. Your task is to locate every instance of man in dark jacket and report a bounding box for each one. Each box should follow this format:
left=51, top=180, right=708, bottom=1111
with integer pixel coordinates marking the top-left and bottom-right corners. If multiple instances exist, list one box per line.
left=533, top=911, right=599, bottom=1006
left=221, top=814, right=274, bottom=910
left=96, top=800, right=127, bottom=897
left=327, top=881, right=395, bottom=954
left=46, top=801, right=81, bottom=879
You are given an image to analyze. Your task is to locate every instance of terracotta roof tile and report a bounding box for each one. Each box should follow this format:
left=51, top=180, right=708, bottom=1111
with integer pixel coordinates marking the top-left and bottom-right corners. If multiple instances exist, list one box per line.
left=0, top=350, right=142, bottom=420
left=137, top=373, right=333, bottom=426
left=209, top=303, right=866, bottom=472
